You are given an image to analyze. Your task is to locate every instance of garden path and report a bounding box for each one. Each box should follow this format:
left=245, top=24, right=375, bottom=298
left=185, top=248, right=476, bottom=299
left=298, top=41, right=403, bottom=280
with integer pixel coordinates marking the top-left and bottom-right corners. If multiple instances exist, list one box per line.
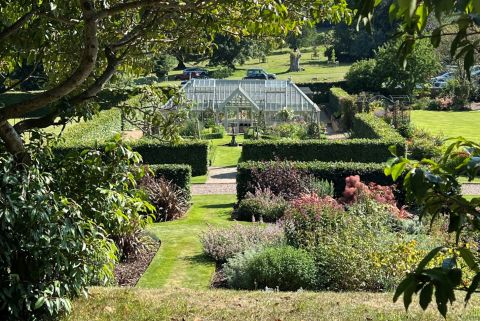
left=192, top=166, right=237, bottom=195
left=137, top=195, right=237, bottom=289
left=462, top=183, right=480, bottom=196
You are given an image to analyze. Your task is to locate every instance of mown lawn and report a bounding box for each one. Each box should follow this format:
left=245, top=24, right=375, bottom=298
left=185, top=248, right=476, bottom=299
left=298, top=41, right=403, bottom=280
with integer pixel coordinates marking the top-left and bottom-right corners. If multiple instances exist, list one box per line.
left=166, top=47, right=351, bottom=85
left=411, top=110, right=480, bottom=143
left=210, top=135, right=244, bottom=167
left=65, top=287, right=480, bottom=321
left=137, top=195, right=237, bottom=289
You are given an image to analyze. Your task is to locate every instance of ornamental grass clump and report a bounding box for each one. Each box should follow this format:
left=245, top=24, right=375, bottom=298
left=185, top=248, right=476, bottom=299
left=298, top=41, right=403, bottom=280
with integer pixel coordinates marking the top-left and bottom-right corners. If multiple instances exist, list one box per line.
left=200, top=224, right=284, bottom=263
left=140, top=175, right=189, bottom=222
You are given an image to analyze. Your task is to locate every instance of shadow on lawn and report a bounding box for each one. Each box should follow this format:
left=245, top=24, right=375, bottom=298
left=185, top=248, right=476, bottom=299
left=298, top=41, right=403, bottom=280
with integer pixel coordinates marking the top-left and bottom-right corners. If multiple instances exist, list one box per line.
left=184, top=253, right=212, bottom=265
left=201, top=203, right=235, bottom=209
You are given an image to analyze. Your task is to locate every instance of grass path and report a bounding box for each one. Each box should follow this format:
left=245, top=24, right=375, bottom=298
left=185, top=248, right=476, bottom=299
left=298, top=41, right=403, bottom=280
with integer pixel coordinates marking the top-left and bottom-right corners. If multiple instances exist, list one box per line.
left=137, top=195, right=236, bottom=289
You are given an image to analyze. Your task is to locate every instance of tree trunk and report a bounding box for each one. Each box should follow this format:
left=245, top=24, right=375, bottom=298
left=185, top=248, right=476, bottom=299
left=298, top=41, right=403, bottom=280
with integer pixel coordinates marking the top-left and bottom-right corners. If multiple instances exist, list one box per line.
left=175, top=59, right=186, bottom=70
left=0, top=121, right=26, bottom=159
left=289, top=51, right=301, bottom=72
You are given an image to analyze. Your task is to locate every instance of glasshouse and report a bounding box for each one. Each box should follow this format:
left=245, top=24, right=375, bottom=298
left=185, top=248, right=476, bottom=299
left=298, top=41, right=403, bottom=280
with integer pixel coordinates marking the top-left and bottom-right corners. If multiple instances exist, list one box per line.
left=170, top=79, right=321, bottom=132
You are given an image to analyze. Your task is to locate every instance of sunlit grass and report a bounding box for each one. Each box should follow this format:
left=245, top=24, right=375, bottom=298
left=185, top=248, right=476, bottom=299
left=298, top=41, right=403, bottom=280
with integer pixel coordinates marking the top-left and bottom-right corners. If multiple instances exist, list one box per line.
left=137, top=195, right=236, bottom=289
left=411, top=110, right=480, bottom=144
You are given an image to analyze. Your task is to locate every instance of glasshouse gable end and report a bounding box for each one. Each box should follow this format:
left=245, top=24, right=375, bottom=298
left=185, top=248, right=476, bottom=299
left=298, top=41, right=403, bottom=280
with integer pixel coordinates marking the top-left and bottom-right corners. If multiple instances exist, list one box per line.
left=171, top=79, right=320, bottom=132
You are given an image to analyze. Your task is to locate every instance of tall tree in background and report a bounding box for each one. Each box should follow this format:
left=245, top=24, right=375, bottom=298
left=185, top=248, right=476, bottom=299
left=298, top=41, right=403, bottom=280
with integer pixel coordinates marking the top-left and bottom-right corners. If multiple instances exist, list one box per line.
left=329, top=0, right=396, bottom=61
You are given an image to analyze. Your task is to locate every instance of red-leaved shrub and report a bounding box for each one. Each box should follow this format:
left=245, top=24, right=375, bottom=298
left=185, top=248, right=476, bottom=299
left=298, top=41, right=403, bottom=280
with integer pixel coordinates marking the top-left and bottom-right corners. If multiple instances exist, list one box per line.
left=341, top=175, right=411, bottom=219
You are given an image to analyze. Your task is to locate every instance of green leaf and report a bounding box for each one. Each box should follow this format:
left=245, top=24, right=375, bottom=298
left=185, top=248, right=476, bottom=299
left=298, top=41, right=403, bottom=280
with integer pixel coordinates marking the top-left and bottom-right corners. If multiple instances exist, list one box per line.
left=34, top=297, right=46, bottom=310
left=394, top=275, right=415, bottom=303
left=416, top=247, right=445, bottom=272
left=419, top=283, right=433, bottom=310
left=431, top=28, right=442, bottom=47
left=466, top=273, right=480, bottom=303
left=391, top=161, right=407, bottom=181
left=458, top=248, right=479, bottom=272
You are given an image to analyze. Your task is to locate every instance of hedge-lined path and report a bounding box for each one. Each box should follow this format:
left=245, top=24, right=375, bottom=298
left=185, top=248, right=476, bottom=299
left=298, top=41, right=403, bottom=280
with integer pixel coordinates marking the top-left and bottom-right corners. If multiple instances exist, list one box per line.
left=137, top=195, right=237, bottom=289
left=206, top=167, right=236, bottom=184
left=192, top=166, right=237, bottom=195
left=192, top=183, right=236, bottom=195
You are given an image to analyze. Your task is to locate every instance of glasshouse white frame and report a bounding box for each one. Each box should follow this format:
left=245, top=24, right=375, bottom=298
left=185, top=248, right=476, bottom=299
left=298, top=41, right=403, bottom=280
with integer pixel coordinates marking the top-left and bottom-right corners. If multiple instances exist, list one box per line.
left=170, top=79, right=321, bottom=133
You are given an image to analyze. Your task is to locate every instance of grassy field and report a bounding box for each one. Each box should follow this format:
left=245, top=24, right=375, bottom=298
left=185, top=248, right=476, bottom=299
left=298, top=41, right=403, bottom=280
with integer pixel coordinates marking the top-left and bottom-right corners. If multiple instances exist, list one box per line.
left=65, top=287, right=480, bottom=321
left=411, top=110, right=480, bottom=143
left=167, top=47, right=350, bottom=85
left=137, top=195, right=237, bottom=289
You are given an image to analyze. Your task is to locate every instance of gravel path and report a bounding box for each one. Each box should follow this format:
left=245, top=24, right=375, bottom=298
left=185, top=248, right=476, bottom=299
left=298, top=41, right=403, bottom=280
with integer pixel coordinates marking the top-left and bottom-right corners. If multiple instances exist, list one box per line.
left=192, top=166, right=237, bottom=195
left=462, top=183, right=480, bottom=195
left=206, top=167, right=236, bottom=184
left=192, top=183, right=236, bottom=195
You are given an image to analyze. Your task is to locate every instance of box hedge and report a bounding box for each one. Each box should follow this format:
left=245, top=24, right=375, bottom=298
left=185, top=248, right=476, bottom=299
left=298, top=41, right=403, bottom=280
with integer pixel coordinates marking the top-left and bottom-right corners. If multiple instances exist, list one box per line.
left=242, top=113, right=404, bottom=163
left=55, top=140, right=208, bottom=176
left=130, top=139, right=208, bottom=176
left=328, top=87, right=354, bottom=116
left=237, top=161, right=392, bottom=200
left=147, top=164, right=192, bottom=200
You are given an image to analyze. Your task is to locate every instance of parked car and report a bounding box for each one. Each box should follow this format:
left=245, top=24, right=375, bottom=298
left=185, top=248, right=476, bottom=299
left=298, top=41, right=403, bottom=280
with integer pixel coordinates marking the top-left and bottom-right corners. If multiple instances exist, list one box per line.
left=175, top=67, right=209, bottom=80
left=243, top=68, right=276, bottom=80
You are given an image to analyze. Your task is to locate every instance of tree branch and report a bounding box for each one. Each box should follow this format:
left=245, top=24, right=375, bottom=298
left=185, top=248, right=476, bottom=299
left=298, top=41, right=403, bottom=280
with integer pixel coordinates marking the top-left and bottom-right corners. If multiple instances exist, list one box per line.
left=0, top=8, right=36, bottom=41
left=0, top=0, right=99, bottom=121
left=95, top=0, right=201, bottom=20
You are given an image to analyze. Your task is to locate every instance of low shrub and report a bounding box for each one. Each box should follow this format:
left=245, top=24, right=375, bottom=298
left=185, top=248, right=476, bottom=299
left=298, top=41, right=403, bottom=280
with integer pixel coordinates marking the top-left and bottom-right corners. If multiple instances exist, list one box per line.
left=270, top=122, right=308, bottom=140
left=406, top=128, right=443, bottom=161
left=238, top=161, right=392, bottom=200
left=304, top=177, right=334, bottom=197
left=284, top=194, right=436, bottom=291
left=224, top=246, right=317, bottom=291
left=210, top=66, right=234, bottom=79
left=411, top=97, right=433, bottom=110
left=248, top=161, right=309, bottom=200
left=200, top=224, right=284, bottom=262
left=201, top=125, right=225, bottom=140
left=284, top=194, right=346, bottom=249
left=140, top=175, right=189, bottom=222
left=235, top=189, right=288, bottom=222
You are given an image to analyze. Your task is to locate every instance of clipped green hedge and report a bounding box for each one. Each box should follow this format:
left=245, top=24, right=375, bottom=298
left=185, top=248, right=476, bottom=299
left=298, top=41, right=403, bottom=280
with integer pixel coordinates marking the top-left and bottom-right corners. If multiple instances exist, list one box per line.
left=328, top=87, right=354, bottom=117
left=237, top=161, right=392, bottom=200
left=56, top=140, right=208, bottom=176
left=148, top=164, right=192, bottom=200
left=351, top=113, right=404, bottom=141
left=242, top=139, right=401, bottom=163
left=241, top=113, right=405, bottom=163
left=202, top=132, right=224, bottom=140
left=128, top=139, right=208, bottom=176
